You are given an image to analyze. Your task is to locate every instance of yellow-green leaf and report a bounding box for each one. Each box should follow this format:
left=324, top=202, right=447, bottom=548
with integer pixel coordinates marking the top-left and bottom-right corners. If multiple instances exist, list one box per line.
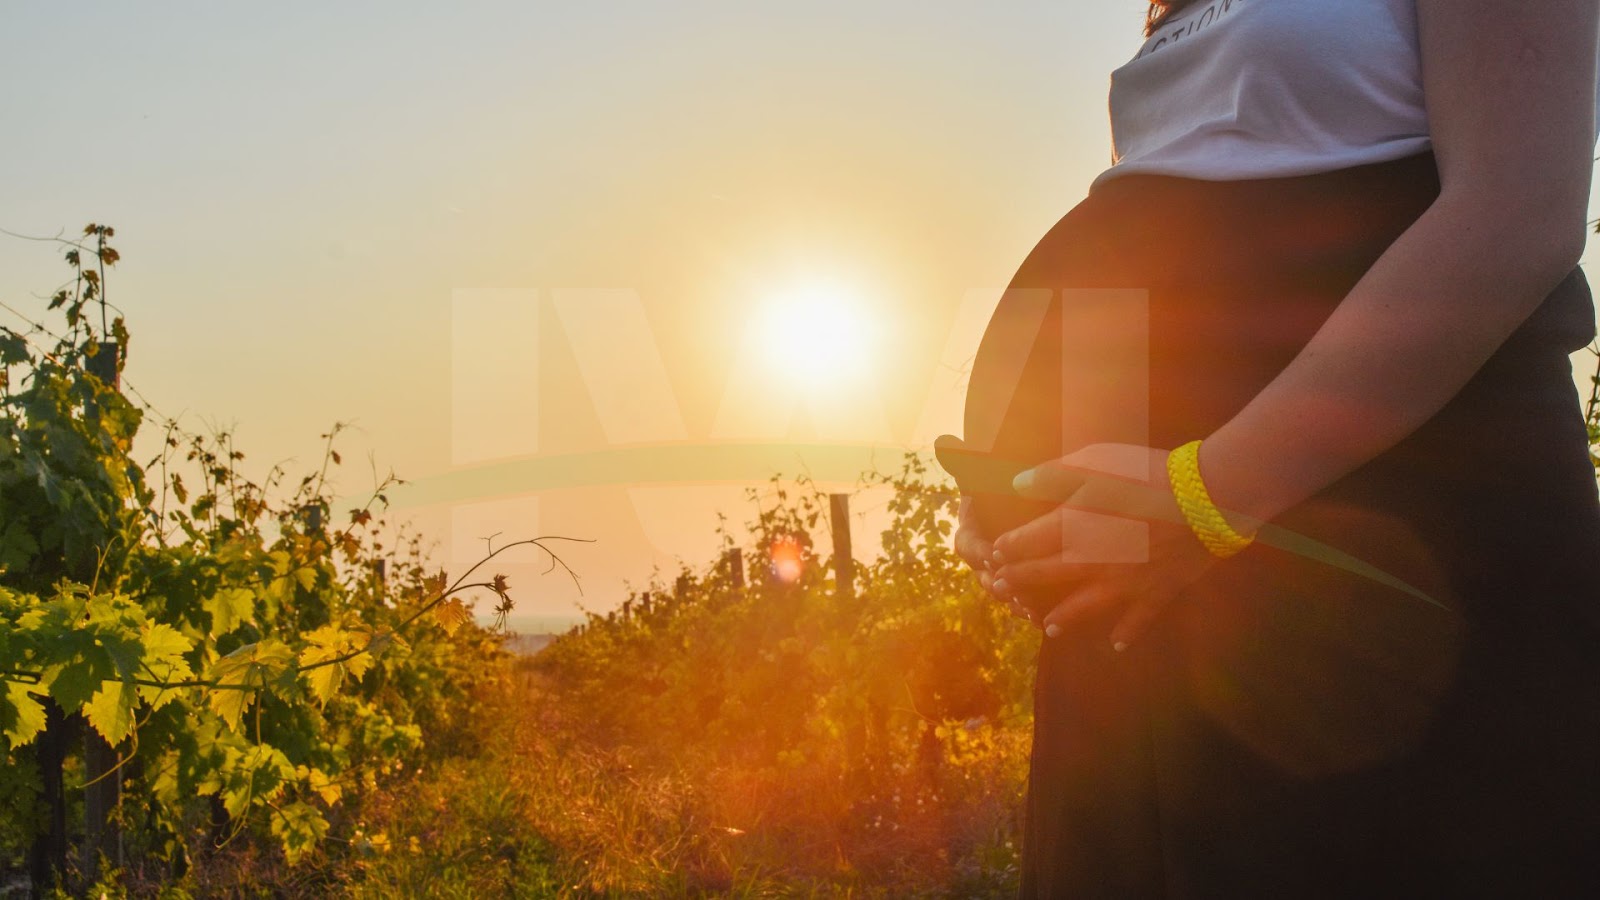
left=3, top=681, right=48, bottom=748
left=151, top=750, right=181, bottom=806
left=298, top=765, right=342, bottom=807
left=270, top=800, right=329, bottom=865
left=203, top=587, right=255, bottom=638
left=42, top=658, right=106, bottom=712
left=298, top=624, right=373, bottom=705
left=343, top=647, right=374, bottom=681
left=137, top=621, right=194, bottom=711
left=300, top=650, right=341, bottom=705
left=206, top=640, right=294, bottom=730
left=85, top=679, right=136, bottom=745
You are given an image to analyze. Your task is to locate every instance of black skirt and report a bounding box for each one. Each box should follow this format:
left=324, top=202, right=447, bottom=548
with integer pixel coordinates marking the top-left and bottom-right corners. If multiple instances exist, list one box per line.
left=958, top=152, right=1600, bottom=898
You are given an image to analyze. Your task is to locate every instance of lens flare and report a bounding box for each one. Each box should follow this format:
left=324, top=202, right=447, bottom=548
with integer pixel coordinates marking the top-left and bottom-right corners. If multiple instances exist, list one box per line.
left=768, top=535, right=804, bottom=583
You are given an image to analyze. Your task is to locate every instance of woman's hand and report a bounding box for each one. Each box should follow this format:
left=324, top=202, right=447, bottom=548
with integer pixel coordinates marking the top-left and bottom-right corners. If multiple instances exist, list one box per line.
left=988, top=443, right=1220, bottom=650
left=954, top=493, right=1035, bottom=624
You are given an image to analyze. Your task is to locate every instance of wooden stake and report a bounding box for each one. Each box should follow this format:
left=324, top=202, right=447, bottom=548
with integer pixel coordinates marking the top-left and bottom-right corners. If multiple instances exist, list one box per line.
left=830, top=493, right=855, bottom=601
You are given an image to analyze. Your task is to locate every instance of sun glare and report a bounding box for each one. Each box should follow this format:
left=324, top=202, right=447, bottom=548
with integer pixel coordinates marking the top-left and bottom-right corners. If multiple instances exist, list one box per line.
left=769, top=535, right=805, bottom=583
left=758, top=282, right=875, bottom=388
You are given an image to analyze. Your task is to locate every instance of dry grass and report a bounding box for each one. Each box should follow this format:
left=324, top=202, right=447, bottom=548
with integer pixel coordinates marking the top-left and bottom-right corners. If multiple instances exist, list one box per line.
left=349, top=665, right=1028, bottom=898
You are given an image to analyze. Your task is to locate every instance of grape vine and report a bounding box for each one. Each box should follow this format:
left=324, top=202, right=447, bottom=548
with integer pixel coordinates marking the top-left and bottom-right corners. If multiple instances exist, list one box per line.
left=0, top=225, right=574, bottom=891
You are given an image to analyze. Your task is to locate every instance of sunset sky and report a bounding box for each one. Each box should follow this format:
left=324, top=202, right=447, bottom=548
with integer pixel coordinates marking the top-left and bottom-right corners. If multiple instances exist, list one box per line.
left=4, top=3, right=1599, bottom=629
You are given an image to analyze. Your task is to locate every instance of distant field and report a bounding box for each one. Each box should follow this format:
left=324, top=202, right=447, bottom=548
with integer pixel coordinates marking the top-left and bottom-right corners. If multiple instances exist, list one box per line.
left=502, top=632, right=559, bottom=656
left=496, top=614, right=585, bottom=635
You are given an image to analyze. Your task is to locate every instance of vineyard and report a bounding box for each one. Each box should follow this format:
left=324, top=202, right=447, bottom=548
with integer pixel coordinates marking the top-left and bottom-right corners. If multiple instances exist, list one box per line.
left=2, top=229, right=1599, bottom=897
left=333, top=458, right=1043, bottom=898
left=0, top=229, right=538, bottom=896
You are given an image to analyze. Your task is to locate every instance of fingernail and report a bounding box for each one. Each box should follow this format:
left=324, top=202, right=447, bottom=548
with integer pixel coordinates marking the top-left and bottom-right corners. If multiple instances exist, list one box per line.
left=1113, top=641, right=1128, bottom=653
left=1012, top=469, right=1035, bottom=494
left=981, top=558, right=994, bottom=572
left=1045, top=623, right=1061, bottom=638
left=990, top=547, right=1006, bottom=565
left=992, top=578, right=1011, bottom=597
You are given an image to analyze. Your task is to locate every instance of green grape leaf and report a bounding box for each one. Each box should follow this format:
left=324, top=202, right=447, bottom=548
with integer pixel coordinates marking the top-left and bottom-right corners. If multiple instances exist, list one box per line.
left=43, top=657, right=109, bottom=712
left=298, top=764, right=343, bottom=807
left=0, top=330, right=30, bottom=363
left=85, top=679, right=136, bottom=745
left=298, top=667, right=337, bottom=705
left=206, top=639, right=294, bottom=730
left=343, top=642, right=375, bottom=681
left=203, top=742, right=296, bottom=819
left=203, top=587, right=255, bottom=638
left=0, top=521, right=39, bottom=572
left=150, top=749, right=181, bottom=807
left=270, top=800, right=329, bottom=865
left=2, top=681, right=48, bottom=748
left=137, top=621, right=194, bottom=710
left=298, top=625, right=368, bottom=705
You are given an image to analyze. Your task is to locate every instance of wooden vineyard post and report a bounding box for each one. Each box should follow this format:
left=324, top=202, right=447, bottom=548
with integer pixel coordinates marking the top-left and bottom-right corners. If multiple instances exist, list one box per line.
left=81, top=338, right=126, bottom=884
left=82, top=729, right=123, bottom=881
left=830, top=493, right=855, bottom=601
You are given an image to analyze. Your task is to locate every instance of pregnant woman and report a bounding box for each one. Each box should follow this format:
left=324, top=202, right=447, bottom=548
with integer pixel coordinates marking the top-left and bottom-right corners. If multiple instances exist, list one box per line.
left=943, top=1, right=1600, bottom=896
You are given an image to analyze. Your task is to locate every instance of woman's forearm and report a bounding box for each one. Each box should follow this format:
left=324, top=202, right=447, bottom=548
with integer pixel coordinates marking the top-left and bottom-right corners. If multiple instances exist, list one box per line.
left=1197, top=190, right=1587, bottom=529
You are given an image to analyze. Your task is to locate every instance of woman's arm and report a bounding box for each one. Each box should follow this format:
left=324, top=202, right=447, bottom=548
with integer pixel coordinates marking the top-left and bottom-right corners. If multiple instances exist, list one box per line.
left=1201, top=0, right=1600, bottom=527
left=984, top=1, right=1600, bottom=649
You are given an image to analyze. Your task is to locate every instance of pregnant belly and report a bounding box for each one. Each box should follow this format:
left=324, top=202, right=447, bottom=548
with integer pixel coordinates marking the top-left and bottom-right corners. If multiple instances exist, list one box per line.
left=958, top=154, right=1443, bottom=543
left=961, top=152, right=1600, bottom=777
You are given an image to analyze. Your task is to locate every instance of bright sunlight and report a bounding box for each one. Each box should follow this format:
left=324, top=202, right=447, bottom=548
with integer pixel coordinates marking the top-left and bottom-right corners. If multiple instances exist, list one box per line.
left=757, top=281, right=877, bottom=388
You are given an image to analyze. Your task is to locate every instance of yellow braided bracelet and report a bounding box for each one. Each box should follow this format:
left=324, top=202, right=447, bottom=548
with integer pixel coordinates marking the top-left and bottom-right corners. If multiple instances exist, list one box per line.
left=1167, top=439, right=1256, bottom=559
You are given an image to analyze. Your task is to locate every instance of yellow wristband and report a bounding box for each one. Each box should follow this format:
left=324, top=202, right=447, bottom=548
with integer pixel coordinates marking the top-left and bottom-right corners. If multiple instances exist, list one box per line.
left=1167, top=439, right=1255, bottom=559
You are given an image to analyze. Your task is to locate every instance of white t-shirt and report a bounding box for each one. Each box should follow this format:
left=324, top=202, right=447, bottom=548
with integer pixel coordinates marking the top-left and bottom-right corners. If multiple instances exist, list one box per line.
left=1090, top=0, right=1600, bottom=193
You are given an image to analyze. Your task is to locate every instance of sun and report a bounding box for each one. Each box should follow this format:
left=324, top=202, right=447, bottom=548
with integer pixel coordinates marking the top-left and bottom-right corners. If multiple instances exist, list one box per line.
left=757, top=281, right=876, bottom=388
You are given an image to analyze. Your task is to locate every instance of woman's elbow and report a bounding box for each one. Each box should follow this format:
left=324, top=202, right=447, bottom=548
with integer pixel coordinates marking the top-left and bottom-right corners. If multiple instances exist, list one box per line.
left=1529, top=225, right=1588, bottom=285
left=1518, top=227, right=1589, bottom=286
left=1506, top=227, right=1587, bottom=315
left=1435, top=186, right=1590, bottom=283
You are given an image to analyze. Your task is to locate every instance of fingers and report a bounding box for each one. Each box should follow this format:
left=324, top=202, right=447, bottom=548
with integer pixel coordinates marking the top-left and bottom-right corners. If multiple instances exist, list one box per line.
left=991, top=556, right=1097, bottom=592
left=961, top=495, right=1144, bottom=635
left=978, top=556, right=1010, bottom=609
left=980, top=569, right=1043, bottom=624
left=1015, top=452, right=1174, bottom=527
left=1012, top=459, right=1088, bottom=502
left=1109, top=595, right=1170, bottom=651
left=1014, top=444, right=1157, bottom=502
left=990, top=506, right=1069, bottom=564
left=993, top=508, right=1150, bottom=569
left=1039, top=580, right=1122, bottom=640
left=955, top=526, right=994, bottom=573
left=992, top=522, right=1149, bottom=586
left=1005, top=596, right=1034, bottom=624
left=954, top=496, right=995, bottom=573
left=962, top=529, right=994, bottom=567
left=1032, top=582, right=1174, bottom=651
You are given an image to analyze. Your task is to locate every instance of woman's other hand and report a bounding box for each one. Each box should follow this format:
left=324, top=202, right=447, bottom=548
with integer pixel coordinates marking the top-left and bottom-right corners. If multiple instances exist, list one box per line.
left=989, top=443, right=1222, bottom=650
left=954, top=493, right=1035, bottom=624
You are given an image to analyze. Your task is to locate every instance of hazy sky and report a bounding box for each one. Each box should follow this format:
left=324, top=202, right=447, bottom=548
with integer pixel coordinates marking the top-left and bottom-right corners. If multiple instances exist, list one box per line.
left=4, top=3, right=1598, bottom=627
